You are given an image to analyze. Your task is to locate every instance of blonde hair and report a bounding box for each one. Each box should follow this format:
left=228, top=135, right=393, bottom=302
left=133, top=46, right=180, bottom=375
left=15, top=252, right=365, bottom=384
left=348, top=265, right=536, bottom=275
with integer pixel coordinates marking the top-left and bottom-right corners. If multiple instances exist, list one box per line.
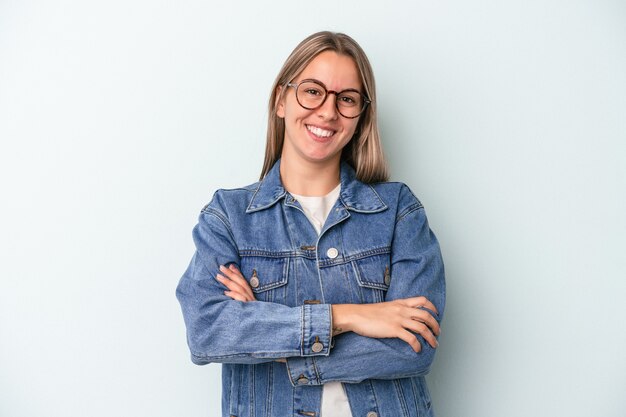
left=260, top=31, right=389, bottom=183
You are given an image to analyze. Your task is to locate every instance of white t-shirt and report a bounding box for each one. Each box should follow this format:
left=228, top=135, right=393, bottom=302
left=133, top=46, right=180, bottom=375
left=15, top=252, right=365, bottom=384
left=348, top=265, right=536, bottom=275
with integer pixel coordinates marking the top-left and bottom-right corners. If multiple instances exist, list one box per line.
left=290, top=184, right=352, bottom=417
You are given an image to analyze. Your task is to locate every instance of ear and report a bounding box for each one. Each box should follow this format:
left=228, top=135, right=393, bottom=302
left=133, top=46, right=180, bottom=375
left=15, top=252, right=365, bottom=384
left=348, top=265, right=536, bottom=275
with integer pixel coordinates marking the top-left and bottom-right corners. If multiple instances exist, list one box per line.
left=275, top=85, right=285, bottom=118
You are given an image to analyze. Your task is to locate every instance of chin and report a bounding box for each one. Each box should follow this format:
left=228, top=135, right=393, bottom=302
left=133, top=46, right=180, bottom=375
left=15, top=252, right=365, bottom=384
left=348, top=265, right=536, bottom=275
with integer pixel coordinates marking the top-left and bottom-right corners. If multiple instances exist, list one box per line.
left=303, top=151, right=342, bottom=164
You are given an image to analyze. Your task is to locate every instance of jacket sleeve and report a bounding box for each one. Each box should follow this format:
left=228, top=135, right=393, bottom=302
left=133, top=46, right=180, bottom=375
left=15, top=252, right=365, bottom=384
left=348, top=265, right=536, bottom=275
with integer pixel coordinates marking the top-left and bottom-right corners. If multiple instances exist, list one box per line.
left=285, top=188, right=445, bottom=385
left=176, top=198, right=333, bottom=365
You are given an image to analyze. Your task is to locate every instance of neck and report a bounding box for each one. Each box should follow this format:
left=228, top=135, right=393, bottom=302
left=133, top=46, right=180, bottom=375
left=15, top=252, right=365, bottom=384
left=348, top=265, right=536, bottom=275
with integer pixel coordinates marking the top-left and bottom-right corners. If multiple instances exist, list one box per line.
left=280, top=156, right=341, bottom=196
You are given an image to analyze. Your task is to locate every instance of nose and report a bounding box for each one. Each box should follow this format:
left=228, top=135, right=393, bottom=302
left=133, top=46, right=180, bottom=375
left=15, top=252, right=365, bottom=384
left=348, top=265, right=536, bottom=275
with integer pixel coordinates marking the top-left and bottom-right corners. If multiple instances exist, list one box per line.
left=317, top=93, right=339, bottom=120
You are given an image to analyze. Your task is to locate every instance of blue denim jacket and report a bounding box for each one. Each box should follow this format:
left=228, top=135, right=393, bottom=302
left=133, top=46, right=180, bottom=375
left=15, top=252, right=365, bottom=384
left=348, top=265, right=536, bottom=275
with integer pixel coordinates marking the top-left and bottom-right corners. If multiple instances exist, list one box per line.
left=176, top=159, right=445, bottom=417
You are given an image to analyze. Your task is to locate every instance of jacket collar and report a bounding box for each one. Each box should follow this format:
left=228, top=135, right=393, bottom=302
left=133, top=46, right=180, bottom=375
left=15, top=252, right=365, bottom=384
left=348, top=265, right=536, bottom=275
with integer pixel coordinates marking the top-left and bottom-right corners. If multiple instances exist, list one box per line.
left=246, top=159, right=388, bottom=214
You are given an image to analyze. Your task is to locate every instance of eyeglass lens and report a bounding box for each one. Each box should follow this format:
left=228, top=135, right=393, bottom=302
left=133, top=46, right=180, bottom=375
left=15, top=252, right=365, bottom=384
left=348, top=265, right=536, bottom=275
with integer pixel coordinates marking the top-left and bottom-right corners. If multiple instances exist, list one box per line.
left=295, top=81, right=366, bottom=118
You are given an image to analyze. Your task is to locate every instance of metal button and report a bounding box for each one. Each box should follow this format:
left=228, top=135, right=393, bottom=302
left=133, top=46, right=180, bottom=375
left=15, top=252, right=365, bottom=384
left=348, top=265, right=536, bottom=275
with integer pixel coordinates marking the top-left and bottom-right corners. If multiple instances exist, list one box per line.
left=384, top=266, right=391, bottom=285
left=297, top=375, right=309, bottom=385
left=312, top=341, right=324, bottom=353
left=326, top=247, right=339, bottom=259
left=249, top=270, right=259, bottom=288
left=366, top=412, right=378, bottom=417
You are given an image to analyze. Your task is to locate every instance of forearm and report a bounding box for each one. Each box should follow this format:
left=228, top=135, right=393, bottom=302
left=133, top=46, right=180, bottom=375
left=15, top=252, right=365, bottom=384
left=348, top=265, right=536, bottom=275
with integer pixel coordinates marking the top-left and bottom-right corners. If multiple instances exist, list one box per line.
left=331, top=304, right=350, bottom=336
left=286, top=300, right=441, bottom=386
left=332, top=299, right=440, bottom=350
left=177, top=256, right=333, bottom=365
left=286, top=331, right=438, bottom=385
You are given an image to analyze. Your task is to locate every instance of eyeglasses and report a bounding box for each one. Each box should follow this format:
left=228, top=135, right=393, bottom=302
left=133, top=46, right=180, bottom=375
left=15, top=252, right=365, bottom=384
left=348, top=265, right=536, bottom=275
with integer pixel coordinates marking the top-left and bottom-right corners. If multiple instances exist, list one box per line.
left=286, top=78, right=371, bottom=119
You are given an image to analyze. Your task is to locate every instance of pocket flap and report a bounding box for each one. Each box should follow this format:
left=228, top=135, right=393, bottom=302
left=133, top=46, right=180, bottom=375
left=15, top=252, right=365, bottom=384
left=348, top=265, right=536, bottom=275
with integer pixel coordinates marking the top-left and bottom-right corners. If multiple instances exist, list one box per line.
left=240, top=257, right=289, bottom=293
left=353, top=255, right=390, bottom=290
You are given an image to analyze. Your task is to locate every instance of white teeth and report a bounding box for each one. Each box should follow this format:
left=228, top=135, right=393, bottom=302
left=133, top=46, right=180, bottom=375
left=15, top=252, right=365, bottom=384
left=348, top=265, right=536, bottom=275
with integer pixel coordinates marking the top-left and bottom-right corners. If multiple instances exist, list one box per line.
left=307, top=125, right=334, bottom=138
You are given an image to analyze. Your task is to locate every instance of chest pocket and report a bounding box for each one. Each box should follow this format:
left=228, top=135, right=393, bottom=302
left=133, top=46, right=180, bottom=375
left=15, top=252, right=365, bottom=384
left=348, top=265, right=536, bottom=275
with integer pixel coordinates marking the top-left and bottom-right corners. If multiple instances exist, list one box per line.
left=239, top=257, right=289, bottom=304
left=351, top=254, right=391, bottom=303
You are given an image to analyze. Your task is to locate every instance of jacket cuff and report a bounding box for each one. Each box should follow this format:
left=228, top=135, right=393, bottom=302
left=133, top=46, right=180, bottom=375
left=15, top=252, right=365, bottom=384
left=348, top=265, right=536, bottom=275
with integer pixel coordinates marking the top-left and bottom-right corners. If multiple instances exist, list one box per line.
left=286, top=356, right=321, bottom=386
left=301, top=303, right=332, bottom=356
left=285, top=303, right=332, bottom=387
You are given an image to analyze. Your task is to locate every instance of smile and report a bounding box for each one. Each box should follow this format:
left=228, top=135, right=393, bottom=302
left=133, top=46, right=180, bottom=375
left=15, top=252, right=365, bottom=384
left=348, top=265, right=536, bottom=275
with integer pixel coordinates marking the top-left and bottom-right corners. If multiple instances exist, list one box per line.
left=306, top=124, right=336, bottom=139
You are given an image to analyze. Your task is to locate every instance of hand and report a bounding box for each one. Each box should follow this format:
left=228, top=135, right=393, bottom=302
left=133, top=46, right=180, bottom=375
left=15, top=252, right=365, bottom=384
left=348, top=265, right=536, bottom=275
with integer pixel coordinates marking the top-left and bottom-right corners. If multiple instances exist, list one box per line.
left=332, top=297, right=440, bottom=353
left=216, top=264, right=257, bottom=302
left=217, top=266, right=287, bottom=363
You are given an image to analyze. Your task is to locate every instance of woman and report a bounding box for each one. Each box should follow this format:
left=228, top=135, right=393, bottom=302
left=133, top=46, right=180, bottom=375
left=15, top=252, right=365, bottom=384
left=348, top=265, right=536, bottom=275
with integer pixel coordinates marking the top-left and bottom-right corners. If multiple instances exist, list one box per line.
left=176, top=31, right=445, bottom=417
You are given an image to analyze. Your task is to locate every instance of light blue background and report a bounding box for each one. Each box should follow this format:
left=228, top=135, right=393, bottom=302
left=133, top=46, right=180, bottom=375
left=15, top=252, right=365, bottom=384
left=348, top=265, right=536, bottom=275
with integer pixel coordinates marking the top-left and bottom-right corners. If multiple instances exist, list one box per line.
left=1, top=1, right=625, bottom=416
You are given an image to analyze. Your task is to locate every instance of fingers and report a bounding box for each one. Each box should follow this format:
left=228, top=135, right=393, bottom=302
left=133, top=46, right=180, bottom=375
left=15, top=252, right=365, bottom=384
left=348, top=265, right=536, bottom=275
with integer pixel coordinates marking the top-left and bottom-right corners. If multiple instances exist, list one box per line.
left=224, top=290, right=253, bottom=302
left=393, top=299, right=441, bottom=348
left=216, top=265, right=256, bottom=301
left=398, top=329, right=422, bottom=353
left=407, top=308, right=440, bottom=337
left=403, top=296, right=438, bottom=315
left=222, top=265, right=255, bottom=293
left=393, top=299, right=440, bottom=335
left=403, top=318, right=438, bottom=348
left=221, top=265, right=255, bottom=295
left=216, top=273, right=251, bottom=298
left=216, top=264, right=256, bottom=302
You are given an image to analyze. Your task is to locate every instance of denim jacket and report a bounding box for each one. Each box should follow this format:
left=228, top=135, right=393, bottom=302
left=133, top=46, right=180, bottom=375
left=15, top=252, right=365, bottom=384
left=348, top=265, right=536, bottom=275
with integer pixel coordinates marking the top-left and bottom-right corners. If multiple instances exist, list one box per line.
left=176, top=159, right=446, bottom=417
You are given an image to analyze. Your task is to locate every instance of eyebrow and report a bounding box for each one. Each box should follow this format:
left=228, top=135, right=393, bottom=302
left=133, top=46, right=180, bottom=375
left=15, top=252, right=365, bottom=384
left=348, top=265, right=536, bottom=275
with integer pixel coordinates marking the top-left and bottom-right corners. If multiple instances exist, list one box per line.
left=296, top=78, right=363, bottom=93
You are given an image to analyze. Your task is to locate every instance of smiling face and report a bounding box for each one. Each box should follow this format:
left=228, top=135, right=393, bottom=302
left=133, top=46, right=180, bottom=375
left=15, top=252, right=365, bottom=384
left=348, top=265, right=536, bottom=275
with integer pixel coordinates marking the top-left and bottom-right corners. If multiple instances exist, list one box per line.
left=276, top=51, right=362, bottom=168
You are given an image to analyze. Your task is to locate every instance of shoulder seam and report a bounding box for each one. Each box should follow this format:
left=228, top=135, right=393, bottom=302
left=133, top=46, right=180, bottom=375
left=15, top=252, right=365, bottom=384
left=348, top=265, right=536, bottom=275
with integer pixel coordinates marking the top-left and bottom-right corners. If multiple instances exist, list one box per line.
left=396, top=201, right=424, bottom=223
left=200, top=207, right=239, bottom=252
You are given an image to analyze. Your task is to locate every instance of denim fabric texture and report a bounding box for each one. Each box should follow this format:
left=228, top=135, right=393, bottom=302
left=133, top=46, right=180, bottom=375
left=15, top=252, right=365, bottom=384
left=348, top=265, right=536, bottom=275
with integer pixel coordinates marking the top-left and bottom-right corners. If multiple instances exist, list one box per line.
left=176, top=159, right=446, bottom=417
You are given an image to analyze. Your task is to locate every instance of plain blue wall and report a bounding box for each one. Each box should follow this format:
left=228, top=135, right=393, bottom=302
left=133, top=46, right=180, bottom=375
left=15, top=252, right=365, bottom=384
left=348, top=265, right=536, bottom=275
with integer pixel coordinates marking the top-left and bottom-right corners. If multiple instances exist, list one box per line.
left=1, top=1, right=625, bottom=416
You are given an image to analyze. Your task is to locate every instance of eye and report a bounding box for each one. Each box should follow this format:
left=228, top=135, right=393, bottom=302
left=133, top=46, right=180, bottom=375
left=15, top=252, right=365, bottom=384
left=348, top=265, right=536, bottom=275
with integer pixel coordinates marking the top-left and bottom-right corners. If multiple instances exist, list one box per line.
left=337, top=92, right=360, bottom=107
left=339, top=96, right=356, bottom=104
left=303, top=87, right=323, bottom=97
left=298, top=81, right=325, bottom=98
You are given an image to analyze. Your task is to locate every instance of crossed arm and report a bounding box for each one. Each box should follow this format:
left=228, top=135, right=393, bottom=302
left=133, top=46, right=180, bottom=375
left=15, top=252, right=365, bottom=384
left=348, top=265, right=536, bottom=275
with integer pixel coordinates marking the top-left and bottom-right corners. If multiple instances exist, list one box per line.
left=216, top=263, right=440, bottom=353
left=177, top=194, right=445, bottom=383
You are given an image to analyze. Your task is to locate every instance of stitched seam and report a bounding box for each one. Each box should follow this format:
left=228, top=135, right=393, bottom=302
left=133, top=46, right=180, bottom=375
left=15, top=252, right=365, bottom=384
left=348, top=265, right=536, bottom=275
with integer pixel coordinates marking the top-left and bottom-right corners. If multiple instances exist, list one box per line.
left=396, top=202, right=423, bottom=223
left=394, top=379, right=410, bottom=417
left=410, top=378, right=421, bottom=415
left=311, top=357, right=322, bottom=384
left=250, top=365, right=255, bottom=417
left=317, top=246, right=391, bottom=267
left=239, top=250, right=298, bottom=258
left=266, top=364, right=273, bottom=417
left=238, top=246, right=391, bottom=264
left=285, top=358, right=295, bottom=386
left=201, top=207, right=239, bottom=252
left=369, top=380, right=380, bottom=415
left=191, top=350, right=302, bottom=361
left=367, top=184, right=388, bottom=210
left=300, top=305, right=305, bottom=356
left=245, top=183, right=263, bottom=212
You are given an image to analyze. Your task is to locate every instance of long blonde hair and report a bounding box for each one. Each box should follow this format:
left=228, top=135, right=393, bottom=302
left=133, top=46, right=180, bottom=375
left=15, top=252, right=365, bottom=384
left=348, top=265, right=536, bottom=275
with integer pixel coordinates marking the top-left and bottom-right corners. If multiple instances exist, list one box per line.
left=260, top=31, right=389, bottom=183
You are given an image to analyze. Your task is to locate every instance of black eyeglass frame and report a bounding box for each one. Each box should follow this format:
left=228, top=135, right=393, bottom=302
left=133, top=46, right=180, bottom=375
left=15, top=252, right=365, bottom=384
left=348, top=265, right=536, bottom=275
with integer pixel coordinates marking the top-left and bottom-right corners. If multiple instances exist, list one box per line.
left=286, top=78, right=371, bottom=119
